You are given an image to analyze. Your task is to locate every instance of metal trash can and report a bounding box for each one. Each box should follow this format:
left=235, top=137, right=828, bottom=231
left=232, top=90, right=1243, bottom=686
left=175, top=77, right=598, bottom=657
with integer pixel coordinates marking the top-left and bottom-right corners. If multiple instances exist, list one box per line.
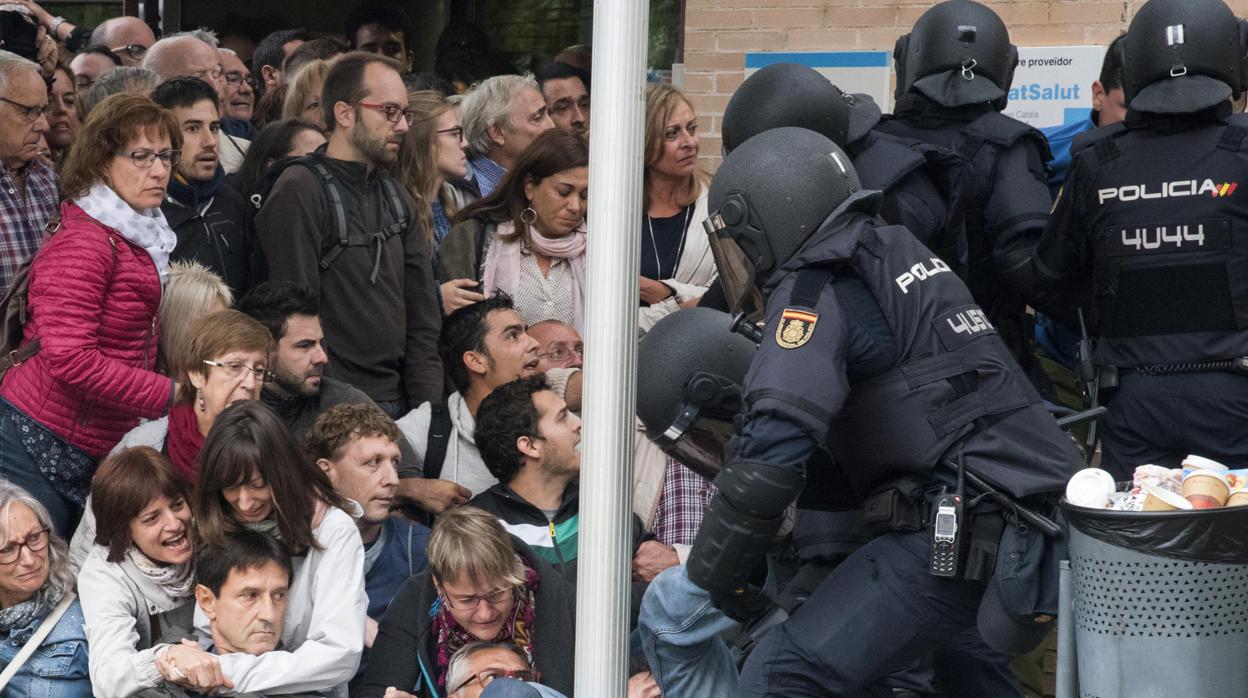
left=1063, top=505, right=1248, bottom=698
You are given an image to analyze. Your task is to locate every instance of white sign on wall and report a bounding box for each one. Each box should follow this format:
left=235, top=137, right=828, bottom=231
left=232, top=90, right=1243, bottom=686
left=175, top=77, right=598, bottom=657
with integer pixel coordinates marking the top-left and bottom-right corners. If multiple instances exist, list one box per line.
left=1005, top=46, right=1106, bottom=129
left=743, top=51, right=893, bottom=113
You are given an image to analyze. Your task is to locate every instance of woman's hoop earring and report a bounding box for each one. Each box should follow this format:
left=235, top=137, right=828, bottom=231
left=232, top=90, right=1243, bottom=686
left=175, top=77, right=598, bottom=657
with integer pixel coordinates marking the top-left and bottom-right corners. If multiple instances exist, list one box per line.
left=520, top=206, right=538, bottom=225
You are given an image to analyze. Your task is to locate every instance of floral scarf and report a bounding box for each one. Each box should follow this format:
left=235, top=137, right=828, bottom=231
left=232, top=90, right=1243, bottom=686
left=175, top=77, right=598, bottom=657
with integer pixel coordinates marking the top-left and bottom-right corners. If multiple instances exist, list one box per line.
left=0, top=587, right=60, bottom=641
left=431, top=554, right=539, bottom=689
left=126, top=545, right=195, bottom=599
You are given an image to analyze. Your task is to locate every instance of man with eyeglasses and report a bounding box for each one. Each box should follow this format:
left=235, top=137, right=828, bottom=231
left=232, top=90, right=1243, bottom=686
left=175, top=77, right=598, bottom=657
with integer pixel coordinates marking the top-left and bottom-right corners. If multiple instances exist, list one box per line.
left=220, top=48, right=256, bottom=125
left=90, top=16, right=155, bottom=66
left=444, top=642, right=563, bottom=698
left=0, top=50, right=56, bottom=299
left=526, top=320, right=583, bottom=373
left=257, top=52, right=442, bottom=421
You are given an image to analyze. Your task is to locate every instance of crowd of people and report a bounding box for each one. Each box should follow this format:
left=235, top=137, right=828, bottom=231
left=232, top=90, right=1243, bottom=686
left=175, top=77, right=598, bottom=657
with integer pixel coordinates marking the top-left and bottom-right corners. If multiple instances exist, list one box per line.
left=0, top=0, right=1240, bottom=694
left=0, top=0, right=700, bottom=695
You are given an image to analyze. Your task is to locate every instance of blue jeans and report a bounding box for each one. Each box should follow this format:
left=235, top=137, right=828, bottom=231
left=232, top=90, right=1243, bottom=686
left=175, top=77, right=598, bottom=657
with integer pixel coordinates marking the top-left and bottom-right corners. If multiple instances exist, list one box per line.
left=740, top=531, right=986, bottom=697
left=637, top=566, right=741, bottom=697
left=0, top=399, right=81, bottom=537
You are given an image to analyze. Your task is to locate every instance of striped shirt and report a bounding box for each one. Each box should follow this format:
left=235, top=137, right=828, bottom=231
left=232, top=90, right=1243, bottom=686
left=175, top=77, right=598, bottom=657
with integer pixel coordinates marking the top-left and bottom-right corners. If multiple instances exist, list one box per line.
left=469, top=154, right=508, bottom=198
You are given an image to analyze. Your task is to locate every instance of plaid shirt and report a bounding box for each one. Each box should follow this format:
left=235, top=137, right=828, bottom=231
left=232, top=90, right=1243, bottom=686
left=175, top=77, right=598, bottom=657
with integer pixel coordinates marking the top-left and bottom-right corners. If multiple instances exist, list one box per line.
left=0, top=158, right=58, bottom=297
left=652, top=456, right=716, bottom=547
left=468, top=154, right=508, bottom=198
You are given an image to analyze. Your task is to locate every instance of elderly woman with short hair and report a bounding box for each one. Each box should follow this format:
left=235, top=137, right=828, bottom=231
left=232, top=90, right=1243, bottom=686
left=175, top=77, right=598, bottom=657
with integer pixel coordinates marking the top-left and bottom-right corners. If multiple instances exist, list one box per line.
left=0, top=93, right=179, bottom=536
left=0, top=482, right=89, bottom=696
left=357, top=506, right=576, bottom=698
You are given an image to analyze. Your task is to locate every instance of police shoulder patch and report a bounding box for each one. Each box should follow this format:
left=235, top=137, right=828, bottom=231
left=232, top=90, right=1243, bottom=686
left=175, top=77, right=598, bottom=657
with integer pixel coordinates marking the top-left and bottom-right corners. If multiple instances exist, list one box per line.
left=775, top=308, right=818, bottom=349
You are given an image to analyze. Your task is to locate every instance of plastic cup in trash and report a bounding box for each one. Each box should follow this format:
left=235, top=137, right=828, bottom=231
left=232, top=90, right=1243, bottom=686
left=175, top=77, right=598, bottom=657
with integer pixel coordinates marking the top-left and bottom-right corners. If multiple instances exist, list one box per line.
left=1065, top=468, right=1116, bottom=509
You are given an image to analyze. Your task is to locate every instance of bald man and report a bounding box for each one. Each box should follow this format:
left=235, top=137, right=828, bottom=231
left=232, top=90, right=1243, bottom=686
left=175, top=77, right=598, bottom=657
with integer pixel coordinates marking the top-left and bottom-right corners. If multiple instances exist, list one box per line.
left=89, top=16, right=156, bottom=66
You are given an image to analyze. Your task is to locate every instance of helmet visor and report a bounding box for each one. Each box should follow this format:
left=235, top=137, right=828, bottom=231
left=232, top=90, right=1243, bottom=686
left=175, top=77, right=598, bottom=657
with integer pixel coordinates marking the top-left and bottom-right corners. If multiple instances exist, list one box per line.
left=653, top=409, right=736, bottom=480
left=704, top=213, right=758, bottom=314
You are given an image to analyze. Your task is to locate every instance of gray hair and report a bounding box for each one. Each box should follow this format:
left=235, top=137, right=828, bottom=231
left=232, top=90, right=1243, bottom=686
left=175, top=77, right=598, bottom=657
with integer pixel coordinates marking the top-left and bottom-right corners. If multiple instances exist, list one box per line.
left=159, top=260, right=234, bottom=376
left=169, top=28, right=219, bottom=49
left=0, top=50, right=40, bottom=99
left=82, top=66, right=161, bottom=117
left=0, top=481, right=74, bottom=607
left=460, top=74, right=540, bottom=157
left=446, top=641, right=531, bottom=694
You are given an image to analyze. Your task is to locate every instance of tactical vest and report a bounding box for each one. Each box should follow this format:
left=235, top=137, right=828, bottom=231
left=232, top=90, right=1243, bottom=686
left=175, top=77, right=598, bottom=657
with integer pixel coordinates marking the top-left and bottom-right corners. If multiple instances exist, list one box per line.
left=877, top=109, right=1052, bottom=369
left=783, top=219, right=1080, bottom=499
left=1074, top=115, right=1248, bottom=368
left=850, top=130, right=967, bottom=276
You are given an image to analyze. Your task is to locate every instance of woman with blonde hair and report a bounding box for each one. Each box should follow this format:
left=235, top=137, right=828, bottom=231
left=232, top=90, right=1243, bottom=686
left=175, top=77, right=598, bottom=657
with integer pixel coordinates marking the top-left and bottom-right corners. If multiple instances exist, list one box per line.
left=638, top=84, right=717, bottom=333
left=158, top=260, right=234, bottom=375
left=282, top=59, right=331, bottom=132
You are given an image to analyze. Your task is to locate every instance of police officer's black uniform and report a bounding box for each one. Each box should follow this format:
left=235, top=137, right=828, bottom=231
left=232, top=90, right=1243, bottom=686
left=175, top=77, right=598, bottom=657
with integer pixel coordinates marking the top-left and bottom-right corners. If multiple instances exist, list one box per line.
left=1019, top=0, right=1248, bottom=476
left=690, top=127, right=1082, bottom=696
left=874, top=0, right=1054, bottom=395
left=721, top=63, right=966, bottom=271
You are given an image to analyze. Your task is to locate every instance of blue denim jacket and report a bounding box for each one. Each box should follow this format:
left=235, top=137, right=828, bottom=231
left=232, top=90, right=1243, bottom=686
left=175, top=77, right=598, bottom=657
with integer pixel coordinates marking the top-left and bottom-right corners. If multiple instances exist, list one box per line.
left=0, top=598, right=91, bottom=698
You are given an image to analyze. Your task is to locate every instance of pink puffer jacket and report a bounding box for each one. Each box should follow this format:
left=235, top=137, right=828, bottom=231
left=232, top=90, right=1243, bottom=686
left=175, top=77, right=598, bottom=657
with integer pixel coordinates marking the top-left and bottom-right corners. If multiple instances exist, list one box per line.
left=1, top=201, right=173, bottom=457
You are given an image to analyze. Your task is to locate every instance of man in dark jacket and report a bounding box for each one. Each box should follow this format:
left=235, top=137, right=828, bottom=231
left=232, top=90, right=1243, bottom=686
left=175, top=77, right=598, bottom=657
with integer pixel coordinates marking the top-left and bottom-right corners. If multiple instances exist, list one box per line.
left=153, top=76, right=260, bottom=297
left=471, top=376, right=669, bottom=620
left=255, top=52, right=442, bottom=416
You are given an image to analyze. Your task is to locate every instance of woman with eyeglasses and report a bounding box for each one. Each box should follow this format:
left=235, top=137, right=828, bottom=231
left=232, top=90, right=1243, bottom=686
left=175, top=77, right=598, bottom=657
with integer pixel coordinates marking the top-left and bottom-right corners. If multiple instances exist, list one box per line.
left=192, top=400, right=366, bottom=695
left=396, top=90, right=485, bottom=314
left=439, top=130, right=589, bottom=332
left=66, top=309, right=272, bottom=572
left=357, top=506, right=575, bottom=698
left=0, top=94, right=179, bottom=538
left=0, top=481, right=89, bottom=696
left=77, top=447, right=226, bottom=697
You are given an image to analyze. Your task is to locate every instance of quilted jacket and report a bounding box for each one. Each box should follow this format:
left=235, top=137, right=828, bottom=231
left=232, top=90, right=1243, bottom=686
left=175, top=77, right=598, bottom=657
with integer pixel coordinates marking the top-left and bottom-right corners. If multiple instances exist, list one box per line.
left=1, top=201, right=174, bottom=457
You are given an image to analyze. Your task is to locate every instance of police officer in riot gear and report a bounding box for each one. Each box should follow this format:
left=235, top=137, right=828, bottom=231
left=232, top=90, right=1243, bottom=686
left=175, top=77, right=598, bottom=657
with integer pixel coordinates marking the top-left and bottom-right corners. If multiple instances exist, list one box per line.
left=1012, top=0, right=1248, bottom=477
left=688, top=126, right=1082, bottom=695
left=721, top=63, right=966, bottom=273
left=876, top=0, right=1054, bottom=396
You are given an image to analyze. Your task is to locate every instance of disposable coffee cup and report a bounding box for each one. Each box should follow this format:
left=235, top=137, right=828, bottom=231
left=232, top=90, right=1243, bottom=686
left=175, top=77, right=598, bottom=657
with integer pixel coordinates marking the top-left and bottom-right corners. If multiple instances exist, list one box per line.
left=1228, top=489, right=1248, bottom=507
left=1182, top=455, right=1229, bottom=472
left=1065, top=468, right=1116, bottom=509
left=1142, top=486, right=1193, bottom=512
left=1182, top=469, right=1230, bottom=509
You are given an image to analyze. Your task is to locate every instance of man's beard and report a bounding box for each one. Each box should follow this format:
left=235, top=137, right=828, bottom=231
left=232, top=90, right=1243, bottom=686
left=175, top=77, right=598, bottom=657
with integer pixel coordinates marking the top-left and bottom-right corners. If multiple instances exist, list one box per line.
left=274, top=363, right=322, bottom=397
left=349, top=123, right=394, bottom=165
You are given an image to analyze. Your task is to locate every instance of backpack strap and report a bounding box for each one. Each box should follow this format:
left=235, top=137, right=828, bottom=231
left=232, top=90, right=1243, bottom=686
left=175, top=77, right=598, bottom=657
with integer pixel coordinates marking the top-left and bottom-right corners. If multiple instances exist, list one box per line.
left=315, top=167, right=411, bottom=282
left=311, top=161, right=351, bottom=273
left=424, top=402, right=453, bottom=481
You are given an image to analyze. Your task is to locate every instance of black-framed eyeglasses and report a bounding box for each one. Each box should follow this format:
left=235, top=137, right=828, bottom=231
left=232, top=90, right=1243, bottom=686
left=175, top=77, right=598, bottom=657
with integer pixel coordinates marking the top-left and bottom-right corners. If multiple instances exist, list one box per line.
left=224, top=71, right=257, bottom=90
left=357, top=101, right=416, bottom=124
left=0, top=97, right=50, bottom=122
left=119, top=149, right=180, bottom=169
left=537, top=346, right=583, bottom=363
left=203, top=359, right=275, bottom=383
left=109, top=43, right=150, bottom=61
left=436, top=125, right=464, bottom=140
left=450, top=668, right=541, bottom=694
left=441, top=585, right=515, bottom=611
left=0, top=528, right=50, bottom=565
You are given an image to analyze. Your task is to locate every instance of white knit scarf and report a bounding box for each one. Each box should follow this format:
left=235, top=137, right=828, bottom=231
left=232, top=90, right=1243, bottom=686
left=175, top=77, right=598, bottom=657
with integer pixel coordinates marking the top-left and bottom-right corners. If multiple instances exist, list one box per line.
left=74, top=182, right=178, bottom=284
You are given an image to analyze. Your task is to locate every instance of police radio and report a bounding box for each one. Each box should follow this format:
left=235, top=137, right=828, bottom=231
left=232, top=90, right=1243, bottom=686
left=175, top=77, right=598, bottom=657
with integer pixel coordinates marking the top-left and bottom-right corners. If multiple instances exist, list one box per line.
left=929, top=492, right=962, bottom=577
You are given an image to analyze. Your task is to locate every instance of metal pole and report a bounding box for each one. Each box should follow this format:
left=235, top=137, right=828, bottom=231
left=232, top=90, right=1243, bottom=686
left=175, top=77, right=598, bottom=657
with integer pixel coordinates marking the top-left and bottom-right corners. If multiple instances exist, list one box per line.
left=575, top=0, right=648, bottom=694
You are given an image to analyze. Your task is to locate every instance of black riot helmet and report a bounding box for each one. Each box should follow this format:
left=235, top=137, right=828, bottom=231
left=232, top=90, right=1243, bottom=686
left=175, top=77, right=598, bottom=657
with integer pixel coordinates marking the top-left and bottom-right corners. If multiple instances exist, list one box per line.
left=705, top=127, right=860, bottom=313
left=721, top=63, right=852, bottom=154
left=893, top=0, right=1018, bottom=109
left=636, top=308, right=757, bottom=478
left=1122, top=0, right=1243, bottom=114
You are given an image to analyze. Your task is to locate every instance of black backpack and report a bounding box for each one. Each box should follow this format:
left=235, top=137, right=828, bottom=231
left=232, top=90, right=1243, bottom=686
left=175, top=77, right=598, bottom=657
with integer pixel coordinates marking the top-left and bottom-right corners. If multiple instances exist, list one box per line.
left=251, top=155, right=410, bottom=276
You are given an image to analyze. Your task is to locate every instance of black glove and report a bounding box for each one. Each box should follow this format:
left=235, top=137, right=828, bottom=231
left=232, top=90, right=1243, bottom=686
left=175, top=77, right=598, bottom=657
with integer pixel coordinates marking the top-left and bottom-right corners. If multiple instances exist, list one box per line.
left=712, top=582, right=777, bottom=625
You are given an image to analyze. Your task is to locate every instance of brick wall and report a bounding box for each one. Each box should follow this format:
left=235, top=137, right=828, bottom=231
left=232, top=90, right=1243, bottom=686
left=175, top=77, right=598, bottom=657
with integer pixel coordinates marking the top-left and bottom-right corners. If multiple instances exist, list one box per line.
left=683, top=0, right=1248, bottom=170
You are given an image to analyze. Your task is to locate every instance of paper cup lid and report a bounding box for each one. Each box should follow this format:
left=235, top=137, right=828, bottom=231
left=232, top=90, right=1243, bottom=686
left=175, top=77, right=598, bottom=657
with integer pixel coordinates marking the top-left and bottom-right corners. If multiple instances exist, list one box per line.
left=1183, top=455, right=1229, bottom=472
left=1146, top=486, right=1193, bottom=510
